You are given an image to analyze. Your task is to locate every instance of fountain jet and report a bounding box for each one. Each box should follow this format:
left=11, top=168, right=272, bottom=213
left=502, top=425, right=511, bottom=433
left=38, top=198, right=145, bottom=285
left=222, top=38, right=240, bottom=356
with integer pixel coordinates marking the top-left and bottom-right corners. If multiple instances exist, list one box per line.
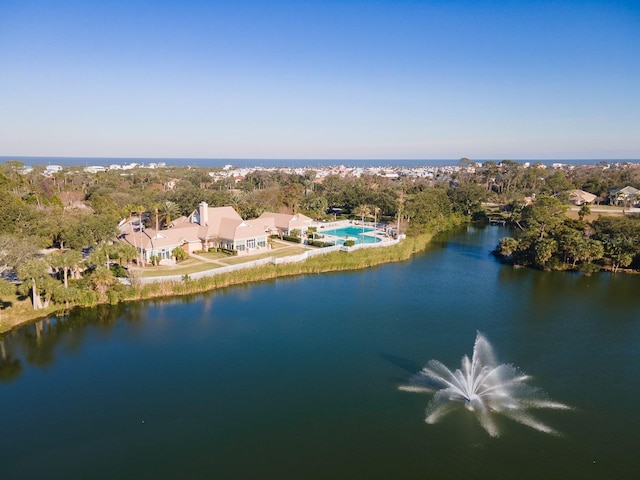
left=399, top=332, right=570, bottom=437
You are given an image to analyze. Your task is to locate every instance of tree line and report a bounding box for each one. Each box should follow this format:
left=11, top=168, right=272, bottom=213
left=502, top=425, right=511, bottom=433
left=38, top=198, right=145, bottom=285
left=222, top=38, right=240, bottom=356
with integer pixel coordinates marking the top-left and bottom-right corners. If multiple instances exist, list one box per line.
left=494, top=196, right=640, bottom=272
left=1, top=159, right=639, bottom=315
left=0, top=161, right=469, bottom=313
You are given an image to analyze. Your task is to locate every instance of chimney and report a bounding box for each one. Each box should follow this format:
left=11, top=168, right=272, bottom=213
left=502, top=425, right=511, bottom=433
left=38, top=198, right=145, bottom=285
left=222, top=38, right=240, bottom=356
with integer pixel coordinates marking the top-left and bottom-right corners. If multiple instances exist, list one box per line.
left=199, top=201, right=208, bottom=226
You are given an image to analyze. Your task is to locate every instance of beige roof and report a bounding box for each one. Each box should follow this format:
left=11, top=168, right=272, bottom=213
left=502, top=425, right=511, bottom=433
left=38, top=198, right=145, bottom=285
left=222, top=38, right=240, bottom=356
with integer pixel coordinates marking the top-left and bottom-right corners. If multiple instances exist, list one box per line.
left=120, top=224, right=201, bottom=250
left=120, top=204, right=276, bottom=250
left=206, top=206, right=242, bottom=222
left=243, top=217, right=277, bottom=237
left=218, top=218, right=273, bottom=241
left=187, top=206, right=241, bottom=225
left=186, top=206, right=243, bottom=236
left=611, top=186, right=640, bottom=196
left=170, top=216, right=190, bottom=228
left=257, top=212, right=313, bottom=230
left=569, top=189, right=597, bottom=204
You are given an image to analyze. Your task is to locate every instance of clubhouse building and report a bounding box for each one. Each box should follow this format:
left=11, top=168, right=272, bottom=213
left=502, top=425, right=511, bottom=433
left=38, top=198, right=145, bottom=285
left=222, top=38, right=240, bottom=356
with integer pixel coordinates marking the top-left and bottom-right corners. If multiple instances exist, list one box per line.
left=118, top=202, right=312, bottom=264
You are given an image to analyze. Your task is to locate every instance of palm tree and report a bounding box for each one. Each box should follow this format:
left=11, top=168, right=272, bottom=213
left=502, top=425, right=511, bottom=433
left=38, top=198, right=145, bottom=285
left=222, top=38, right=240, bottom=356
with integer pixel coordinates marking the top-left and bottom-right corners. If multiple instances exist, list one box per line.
left=123, top=203, right=147, bottom=266
left=356, top=204, right=371, bottom=238
left=132, top=204, right=146, bottom=266
left=356, top=204, right=371, bottom=224
left=0, top=278, right=15, bottom=322
left=147, top=202, right=163, bottom=264
left=16, top=258, right=49, bottom=310
left=149, top=202, right=162, bottom=232
left=124, top=203, right=136, bottom=224
left=87, top=244, right=113, bottom=270
left=124, top=203, right=139, bottom=256
left=90, top=266, right=115, bottom=302
left=396, top=196, right=404, bottom=234
left=372, top=206, right=381, bottom=228
left=160, top=201, right=180, bottom=228
left=115, top=242, right=138, bottom=267
left=48, top=250, right=82, bottom=288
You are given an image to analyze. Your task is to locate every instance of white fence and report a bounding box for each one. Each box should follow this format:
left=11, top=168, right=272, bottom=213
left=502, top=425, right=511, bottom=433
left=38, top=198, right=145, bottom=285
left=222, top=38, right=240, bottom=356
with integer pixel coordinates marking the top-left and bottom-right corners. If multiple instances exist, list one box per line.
left=128, top=238, right=400, bottom=285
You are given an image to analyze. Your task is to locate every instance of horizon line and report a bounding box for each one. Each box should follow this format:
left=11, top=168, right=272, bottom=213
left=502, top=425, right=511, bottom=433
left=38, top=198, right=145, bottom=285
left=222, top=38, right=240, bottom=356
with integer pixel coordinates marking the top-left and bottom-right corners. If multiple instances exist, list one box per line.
left=2, top=154, right=639, bottom=162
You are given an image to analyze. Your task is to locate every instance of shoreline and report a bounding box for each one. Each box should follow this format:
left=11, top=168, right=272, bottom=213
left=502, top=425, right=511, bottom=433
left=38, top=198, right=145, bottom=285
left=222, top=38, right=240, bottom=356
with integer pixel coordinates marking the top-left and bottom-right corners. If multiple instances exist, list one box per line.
left=0, top=232, right=436, bottom=334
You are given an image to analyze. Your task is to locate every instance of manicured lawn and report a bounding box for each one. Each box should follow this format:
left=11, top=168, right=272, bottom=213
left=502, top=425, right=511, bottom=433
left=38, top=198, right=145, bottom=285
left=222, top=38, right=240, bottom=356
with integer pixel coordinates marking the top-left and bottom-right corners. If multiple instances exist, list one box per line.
left=218, top=246, right=308, bottom=265
left=566, top=206, right=626, bottom=222
left=139, top=245, right=311, bottom=274
left=198, top=251, right=233, bottom=260
left=270, top=246, right=309, bottom=257
left=268, top=241, right=289, bottom=249
left=140, top=259, right=223, bottom=277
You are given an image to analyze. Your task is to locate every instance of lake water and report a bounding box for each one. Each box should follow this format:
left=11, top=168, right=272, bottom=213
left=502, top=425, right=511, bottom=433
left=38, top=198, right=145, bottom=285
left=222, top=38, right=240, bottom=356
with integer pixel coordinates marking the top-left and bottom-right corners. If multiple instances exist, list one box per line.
left=1, top=225, right=639, bottom=479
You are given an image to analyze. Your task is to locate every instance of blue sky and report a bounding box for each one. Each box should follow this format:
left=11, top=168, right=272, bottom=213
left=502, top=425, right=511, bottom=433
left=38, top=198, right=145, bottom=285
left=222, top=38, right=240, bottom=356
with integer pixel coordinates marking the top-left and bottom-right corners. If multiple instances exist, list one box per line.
left=1, top=0, right=638, bottom=160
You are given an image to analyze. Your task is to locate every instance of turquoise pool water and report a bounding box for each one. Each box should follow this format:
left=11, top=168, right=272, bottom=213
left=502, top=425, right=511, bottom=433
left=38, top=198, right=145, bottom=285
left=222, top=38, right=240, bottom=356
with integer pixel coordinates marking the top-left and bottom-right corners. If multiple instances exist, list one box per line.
left=318, top=225, right=380, bottom=244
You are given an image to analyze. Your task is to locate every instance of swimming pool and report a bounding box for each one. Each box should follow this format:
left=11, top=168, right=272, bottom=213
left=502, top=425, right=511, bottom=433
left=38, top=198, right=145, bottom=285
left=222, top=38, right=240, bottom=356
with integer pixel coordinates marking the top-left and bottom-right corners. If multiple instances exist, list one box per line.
left=317, top=226, right=380, bottom=245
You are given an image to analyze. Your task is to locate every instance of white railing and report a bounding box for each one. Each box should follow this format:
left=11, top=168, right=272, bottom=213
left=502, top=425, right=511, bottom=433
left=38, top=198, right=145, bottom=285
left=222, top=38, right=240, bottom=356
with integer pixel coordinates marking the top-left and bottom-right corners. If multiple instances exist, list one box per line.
left=130, top=237, right=399, bottom=285
left=339, top=237, right=400, bottom=252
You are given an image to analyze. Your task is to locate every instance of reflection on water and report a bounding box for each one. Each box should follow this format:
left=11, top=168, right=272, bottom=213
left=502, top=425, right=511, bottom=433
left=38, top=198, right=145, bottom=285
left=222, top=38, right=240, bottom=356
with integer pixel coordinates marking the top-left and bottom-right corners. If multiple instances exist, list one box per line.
left=0, top=303, right=146, bottom=382
left=1, top=225, right=640, bottom=479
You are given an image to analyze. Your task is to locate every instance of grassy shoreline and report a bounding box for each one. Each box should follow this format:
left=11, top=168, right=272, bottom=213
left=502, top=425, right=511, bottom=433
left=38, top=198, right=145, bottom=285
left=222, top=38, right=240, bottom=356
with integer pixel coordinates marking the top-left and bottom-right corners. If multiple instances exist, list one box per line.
left=0, top=232, right=435, bottom=334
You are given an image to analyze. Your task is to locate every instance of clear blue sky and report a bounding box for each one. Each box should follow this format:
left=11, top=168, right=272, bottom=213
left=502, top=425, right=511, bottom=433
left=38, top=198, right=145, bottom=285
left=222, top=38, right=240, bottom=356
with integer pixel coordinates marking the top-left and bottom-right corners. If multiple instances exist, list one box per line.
left=1, top=0, right=638, bottom=160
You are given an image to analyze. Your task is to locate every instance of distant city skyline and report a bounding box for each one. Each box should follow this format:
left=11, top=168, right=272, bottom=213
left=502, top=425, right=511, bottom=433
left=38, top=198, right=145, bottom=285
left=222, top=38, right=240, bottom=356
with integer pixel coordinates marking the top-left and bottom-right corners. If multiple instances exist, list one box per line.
left=1, top=0, right=639, bottom=160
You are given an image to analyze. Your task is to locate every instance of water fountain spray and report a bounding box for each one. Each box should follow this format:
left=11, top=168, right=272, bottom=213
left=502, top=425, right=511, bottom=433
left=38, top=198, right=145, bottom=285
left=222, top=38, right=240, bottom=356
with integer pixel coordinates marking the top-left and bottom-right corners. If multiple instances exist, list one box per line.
left=399, top=332, right=570, bottom=437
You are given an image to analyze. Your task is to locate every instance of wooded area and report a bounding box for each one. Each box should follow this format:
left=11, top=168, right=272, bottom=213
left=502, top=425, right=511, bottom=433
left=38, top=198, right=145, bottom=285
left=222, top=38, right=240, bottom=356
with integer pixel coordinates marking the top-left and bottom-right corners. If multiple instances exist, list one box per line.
left=1, top=159, right=639, bottom=324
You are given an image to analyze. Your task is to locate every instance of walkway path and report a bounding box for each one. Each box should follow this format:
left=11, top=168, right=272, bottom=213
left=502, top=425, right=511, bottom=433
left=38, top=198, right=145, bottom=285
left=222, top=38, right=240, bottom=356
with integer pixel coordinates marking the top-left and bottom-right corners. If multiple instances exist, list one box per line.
left=568, top=206, right=640, bottom=213
left=124, top=236, right=400, bottom=285
left=188, top=252, right=228, bottom=266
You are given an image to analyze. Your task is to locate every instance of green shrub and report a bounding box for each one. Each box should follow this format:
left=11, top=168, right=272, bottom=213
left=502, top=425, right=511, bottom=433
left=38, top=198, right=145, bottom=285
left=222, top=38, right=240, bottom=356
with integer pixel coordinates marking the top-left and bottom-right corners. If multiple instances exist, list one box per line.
left=107, top=286, right=124, bottom=304
left=110, top=264, right=129, bottom=277
left=172, top=246, right=188, bottom=261
left=282, top=235, right=301, bottom=243
left=579, top=262, right=602, bottom=274
left=77, top=289, right=98, bottom=306
left=309, top=240, right=334, bottom=247
left=547, top=257, right=566, bottom=271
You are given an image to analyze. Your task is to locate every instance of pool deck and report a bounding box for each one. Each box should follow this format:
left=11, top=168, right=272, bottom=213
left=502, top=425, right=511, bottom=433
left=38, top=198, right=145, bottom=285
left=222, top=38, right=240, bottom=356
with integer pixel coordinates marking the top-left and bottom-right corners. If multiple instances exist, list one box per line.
left=313, top=219, right=352, bottom=230
left=312, top=219, right=391, bottom=245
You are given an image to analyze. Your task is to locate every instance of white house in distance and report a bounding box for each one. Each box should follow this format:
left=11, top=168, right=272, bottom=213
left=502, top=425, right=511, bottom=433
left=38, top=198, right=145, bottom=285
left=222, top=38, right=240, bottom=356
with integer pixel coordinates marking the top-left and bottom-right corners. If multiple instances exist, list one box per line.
left=609, top=186, right=640, bottom=207
left=118, top=202, right=311, bottom=264
left=43, top=164, right=63, bottom=176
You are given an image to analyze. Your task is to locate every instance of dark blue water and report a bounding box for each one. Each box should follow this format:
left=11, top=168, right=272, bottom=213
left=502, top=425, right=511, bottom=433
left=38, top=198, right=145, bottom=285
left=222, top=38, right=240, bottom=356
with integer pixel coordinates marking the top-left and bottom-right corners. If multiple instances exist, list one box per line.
left=2, top=155, right=638, bottom=169
left=1, top=225, right=639, bottom=479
